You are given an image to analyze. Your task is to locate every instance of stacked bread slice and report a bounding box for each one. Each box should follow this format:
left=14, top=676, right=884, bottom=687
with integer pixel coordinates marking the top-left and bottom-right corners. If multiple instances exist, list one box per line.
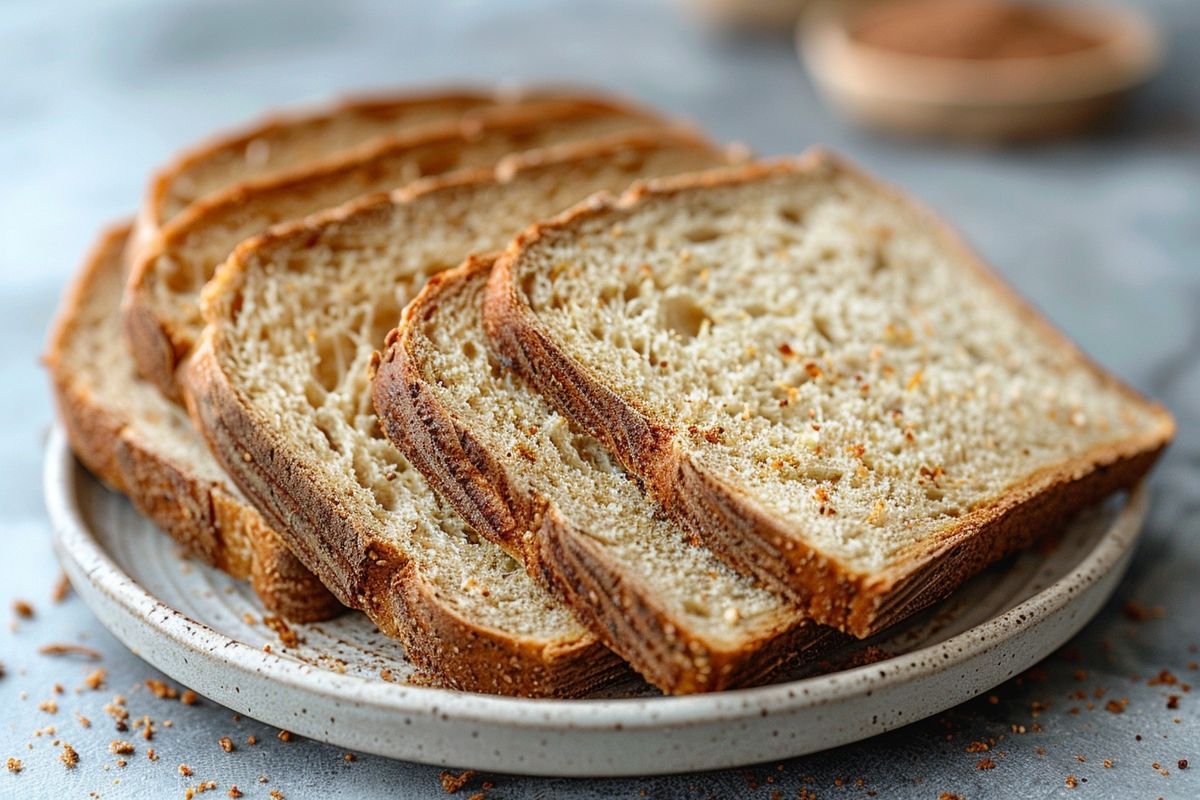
left=48, top=86, right=1172, bottom=697
left=471, top=153, right=1175, bottom=637
left=46, top=223, right=341, bottom=623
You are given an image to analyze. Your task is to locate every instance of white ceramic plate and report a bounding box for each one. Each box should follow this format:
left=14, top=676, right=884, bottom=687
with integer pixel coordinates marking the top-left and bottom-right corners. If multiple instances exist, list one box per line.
left=44, top=425, right=1148, bottom=777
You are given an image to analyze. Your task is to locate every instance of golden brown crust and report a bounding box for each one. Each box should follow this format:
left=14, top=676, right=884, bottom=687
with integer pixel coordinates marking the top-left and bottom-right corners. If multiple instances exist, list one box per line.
left=184, top=326, right=623, bottom=697
left=125, top=96, right=672, bottom=400
left=484, top=151, right=1176, bottom=638
left=138, top=89, right=504, bottom=230
left=45, top=224, right=341, bottom=623
left=373, top=257, right=834, bottom=693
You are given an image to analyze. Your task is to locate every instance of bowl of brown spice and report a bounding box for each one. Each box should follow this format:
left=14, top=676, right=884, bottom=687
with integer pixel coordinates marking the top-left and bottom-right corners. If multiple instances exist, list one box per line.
left=798, top=0, right=1162, bottom=141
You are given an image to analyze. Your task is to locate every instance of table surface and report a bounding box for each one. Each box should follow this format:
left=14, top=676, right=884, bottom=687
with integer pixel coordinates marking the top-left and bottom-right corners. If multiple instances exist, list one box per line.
left=2, top=0, right=1198, bottom=797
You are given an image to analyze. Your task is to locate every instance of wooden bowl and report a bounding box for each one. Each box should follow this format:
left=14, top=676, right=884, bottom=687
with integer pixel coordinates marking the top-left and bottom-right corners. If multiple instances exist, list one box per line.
left=798, top=1, right=1162, bottom=141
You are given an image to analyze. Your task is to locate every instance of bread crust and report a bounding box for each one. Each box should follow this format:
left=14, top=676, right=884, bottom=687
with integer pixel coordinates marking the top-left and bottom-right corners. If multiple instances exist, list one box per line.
left=46, top=224, right=341, bottom=623
left=484, top=151, right=1175, bottom=638
left=177, top=131, right=745, bottom=695
left=125, top=96, right=670, bottom=400
left=373, top=257, right=834, bottom=693
left=184, top=319, right=623, bottom=697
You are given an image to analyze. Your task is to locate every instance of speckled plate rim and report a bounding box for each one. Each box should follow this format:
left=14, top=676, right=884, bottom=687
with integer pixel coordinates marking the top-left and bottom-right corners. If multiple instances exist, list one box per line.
left=44, top=425, right=1146, bottom=741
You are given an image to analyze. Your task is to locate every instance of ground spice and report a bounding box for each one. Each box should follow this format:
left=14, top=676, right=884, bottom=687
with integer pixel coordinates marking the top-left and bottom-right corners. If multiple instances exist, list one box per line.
left=851, top=0, right=1102, bottom=60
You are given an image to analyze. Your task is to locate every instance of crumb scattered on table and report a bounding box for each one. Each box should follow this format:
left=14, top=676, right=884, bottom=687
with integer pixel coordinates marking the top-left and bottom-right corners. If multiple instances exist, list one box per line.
left=440, top=769, right=476, bottom=793
left=59, top=742, right=79, bottom=768
left=38, top=643, right=102, bottom=661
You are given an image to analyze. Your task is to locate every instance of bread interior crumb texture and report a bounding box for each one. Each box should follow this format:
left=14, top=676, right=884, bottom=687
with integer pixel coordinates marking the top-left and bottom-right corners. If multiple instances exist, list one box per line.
left=510, top=167, right=1163, bottom=576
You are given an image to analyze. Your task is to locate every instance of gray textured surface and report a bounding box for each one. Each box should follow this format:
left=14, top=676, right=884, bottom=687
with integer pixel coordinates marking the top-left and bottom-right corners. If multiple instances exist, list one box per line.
left=2, top=0, right=1198, bottom=797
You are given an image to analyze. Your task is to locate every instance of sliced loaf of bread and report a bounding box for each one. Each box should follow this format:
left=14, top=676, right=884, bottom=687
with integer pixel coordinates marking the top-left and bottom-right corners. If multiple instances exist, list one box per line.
left=46, top=223, right=341, bottom=623
left=183, top=133, right=725, bottom=695
left=126, top=97, right=673, bottom=399
left=373, top=257, right=832, bottom=692
left=485, top=151, right=1175, bottom=637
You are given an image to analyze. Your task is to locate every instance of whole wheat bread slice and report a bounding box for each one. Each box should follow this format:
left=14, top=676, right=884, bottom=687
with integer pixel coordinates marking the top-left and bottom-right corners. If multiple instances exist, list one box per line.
left=485, top=151, right=1175, bottom=638
left=45, top=223, right=341, bottom=623
left=126, top=96, right=674, bottom=399
left=140, top=89, right=510, bottom=233
left=373, top=257, right=833, bottom=692
left=183, top=133, right=728, bottom=695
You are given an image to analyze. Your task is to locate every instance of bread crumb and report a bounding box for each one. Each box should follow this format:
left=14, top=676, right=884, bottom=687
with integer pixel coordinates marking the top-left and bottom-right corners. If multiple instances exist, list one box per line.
left=1122, top=601, right=1165, bottom=621
left=263, top=616, right=301, bottom=648
left=976, top=757, right=996, bottom=770
left=82, top=668, right=106, bottom=691
left=38, top=699, right=58, bottom=714
left=59, top=743, right=79, bottom=768
left=146, top=748, right=158, bottom=761
left=6, top=757, right=21, bottom=773
left=246, top=735, right=257, bottom=746
left=269, top=791, right=285, bottom=800
left=228, top=788, right=243, bottom=799
left=219, top=736, right=235, bottom=753
left=181, top=690, right=199, bottom=706
left=1105, top=699, right=1128, bottom=714
left=13, top=599, right=34, bottom=619
left=277, top=730, right=292, bottom=743
left=104, top=697, right=129, bottom=731
left=51, top=573, right=72, bottom=604
left=76, top=713, right=91, bottom=728
left=145, top=678, right=179, bottom=699
left=109, top=740, right=134, bottom=755
left=1103, top=759, right=1113, bottom=768
left=1065, top=774, right=1078, bottom=789
left=1148, top=669, right=1178, bottom=686
left=38, top=643, right=102, bottom=661
left=440, top=769, right=476, bottom=793
left=184, top=780, right=217, bottom=799
left=179, top=763, right=193, bottom=777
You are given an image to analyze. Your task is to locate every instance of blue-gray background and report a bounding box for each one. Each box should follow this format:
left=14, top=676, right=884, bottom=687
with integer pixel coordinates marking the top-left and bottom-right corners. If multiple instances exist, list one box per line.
left=2, top=0, right=1197, bottom=797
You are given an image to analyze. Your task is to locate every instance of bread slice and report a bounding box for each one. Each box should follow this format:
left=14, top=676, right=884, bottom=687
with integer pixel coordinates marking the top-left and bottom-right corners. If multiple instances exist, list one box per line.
left=126, top=96, right=673, bottom=400
left=373, top=257, right=833, bottom=692
left=45, top=223, right=341, bottom=623
left=183, top=132, right=728, bottom=695
left=485, top=151, right=1175, bottom=638
left=141, top=89, right=507, bottom=232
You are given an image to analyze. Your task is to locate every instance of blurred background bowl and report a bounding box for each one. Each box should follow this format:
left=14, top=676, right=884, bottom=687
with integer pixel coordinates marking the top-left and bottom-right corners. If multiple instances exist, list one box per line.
left=798, top=0, right=1162, bottom=142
